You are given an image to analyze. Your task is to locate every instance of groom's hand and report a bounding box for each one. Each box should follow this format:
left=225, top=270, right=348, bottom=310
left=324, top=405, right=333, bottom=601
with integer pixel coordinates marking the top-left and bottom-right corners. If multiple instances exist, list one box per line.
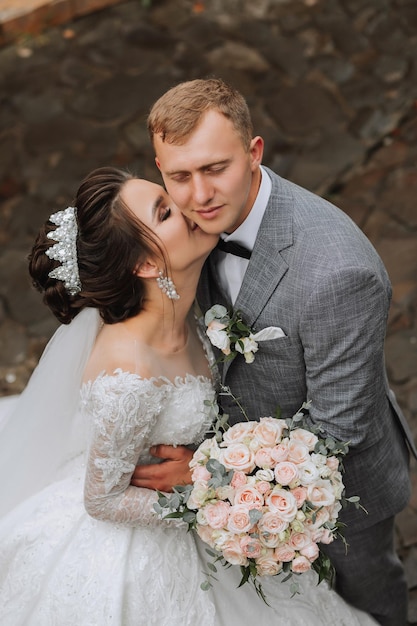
left=130, top=445, right=193, bottom=492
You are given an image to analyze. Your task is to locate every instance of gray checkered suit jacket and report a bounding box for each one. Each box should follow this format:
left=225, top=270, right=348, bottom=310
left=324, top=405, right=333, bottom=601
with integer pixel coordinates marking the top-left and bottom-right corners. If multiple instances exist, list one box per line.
left=198, top=167, right=415, bottom=531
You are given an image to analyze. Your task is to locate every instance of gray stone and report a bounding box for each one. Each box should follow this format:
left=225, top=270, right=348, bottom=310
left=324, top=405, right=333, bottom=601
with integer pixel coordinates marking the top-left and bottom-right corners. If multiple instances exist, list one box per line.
left=378, top=170, right=417, bottom=229
left=312, top=55, right=355, bottom=84
left=0, top=249, right=46, bottom=327
left=409, top=588, right=417, bottom=624
left=404, top=548, right=417, bottom=589
left=350, top=108, right=402, bottom=143
left=377, top=236, right=417, bottom=285
left=0, top=318, right=28, bottom=367
left=206, top=42, right=270, bottom=73
left=374, top=54, right=409, bottom=84
left=385, top=330, right=417, bottom=383
left=266, top=83, right=345, bottom=138
left=288, top=129, right=364, bottom=191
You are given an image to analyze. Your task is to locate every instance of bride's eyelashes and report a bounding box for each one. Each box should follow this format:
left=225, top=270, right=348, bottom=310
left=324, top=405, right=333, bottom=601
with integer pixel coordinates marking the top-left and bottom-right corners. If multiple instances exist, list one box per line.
left=160, top=207, right=171, bottom=222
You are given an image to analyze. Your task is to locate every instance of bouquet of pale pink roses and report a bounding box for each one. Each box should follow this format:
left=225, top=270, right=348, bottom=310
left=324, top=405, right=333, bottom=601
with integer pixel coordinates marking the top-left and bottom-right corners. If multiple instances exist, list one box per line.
left=156, top=398, right=363, bottom=601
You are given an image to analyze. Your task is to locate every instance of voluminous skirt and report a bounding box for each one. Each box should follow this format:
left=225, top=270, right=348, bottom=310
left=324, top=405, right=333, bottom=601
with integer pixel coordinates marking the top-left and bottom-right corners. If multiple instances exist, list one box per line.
left=0, top=456, right=216, bottom=626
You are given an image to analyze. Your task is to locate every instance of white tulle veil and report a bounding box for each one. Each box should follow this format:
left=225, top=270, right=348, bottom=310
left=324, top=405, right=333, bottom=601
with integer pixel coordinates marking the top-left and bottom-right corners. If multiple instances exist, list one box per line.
left=0, top=308, right=101, bottom=517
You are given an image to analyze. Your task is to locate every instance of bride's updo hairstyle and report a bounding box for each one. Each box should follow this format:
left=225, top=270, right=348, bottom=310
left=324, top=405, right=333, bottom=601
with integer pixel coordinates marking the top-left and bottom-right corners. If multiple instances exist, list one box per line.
left=29, top=167, right=166, bottom=325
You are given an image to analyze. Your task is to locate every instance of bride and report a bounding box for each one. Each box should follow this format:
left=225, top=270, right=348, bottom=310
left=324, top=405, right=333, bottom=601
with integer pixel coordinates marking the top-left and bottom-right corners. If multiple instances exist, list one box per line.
left=0, top=167, right=376, bottom=625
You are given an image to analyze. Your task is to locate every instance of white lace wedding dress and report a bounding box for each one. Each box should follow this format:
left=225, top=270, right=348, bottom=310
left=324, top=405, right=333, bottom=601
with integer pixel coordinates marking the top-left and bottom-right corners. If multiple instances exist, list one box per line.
left=0, top=312, right=376, bottom=626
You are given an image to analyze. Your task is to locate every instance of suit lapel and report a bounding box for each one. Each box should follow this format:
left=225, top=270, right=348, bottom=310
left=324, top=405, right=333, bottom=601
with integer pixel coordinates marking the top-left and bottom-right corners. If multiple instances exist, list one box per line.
left=199, top=169, right=295, bottom=383
left=234, top=169, right=294, bottom=328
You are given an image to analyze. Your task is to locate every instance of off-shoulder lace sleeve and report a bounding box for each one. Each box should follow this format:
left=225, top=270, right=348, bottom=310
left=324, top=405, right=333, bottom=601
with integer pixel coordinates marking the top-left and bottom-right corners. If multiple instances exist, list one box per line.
left=81, top=371, right=179, bottom=528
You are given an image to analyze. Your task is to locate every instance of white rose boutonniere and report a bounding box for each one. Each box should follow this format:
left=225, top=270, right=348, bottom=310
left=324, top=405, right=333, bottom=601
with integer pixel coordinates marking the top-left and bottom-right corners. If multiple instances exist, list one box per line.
left=204, top=304, right=286, bottom=363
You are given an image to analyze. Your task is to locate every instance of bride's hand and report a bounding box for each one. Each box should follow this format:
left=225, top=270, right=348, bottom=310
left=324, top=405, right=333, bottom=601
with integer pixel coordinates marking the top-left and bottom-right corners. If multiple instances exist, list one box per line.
left=130, top=445, right=193, bottom=492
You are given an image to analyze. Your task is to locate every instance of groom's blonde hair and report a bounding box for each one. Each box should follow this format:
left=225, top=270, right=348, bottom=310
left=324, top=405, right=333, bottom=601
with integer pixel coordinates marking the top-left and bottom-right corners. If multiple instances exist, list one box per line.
left=147, top=78, right=253, bottom=151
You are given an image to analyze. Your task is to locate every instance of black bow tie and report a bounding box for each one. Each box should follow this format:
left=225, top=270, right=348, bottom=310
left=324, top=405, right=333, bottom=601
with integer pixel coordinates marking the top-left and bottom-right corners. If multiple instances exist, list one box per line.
left=216, top=238, right=252, bottom=260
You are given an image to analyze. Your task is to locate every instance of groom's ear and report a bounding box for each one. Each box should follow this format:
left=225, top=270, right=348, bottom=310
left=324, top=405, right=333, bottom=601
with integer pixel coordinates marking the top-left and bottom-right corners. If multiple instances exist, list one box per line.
left=134, top=259, right=160, bottom=279
left=249, top=136, right=264, bottom=170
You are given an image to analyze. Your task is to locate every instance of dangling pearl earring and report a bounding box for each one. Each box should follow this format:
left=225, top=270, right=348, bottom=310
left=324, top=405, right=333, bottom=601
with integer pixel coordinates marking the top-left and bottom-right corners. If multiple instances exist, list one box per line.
left=156, top=270, right=180, bottom=300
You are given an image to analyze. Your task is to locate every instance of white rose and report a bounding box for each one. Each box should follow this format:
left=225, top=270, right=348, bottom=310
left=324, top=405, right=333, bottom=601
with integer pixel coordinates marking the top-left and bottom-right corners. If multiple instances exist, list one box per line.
left=306, top=480, right=335, bottom=508
left=235, top=335, right=258, bottom=362
left=187, top=482, right=210, bottom=509
left=297, top=461, right=320, bottom=486
left=256, top=468, right=275, bottom=482
left=206, top=321, right=231, bottom=354
left=311, top=453, right=327, bottom=467
left=191, top=437, right=221, bottom=467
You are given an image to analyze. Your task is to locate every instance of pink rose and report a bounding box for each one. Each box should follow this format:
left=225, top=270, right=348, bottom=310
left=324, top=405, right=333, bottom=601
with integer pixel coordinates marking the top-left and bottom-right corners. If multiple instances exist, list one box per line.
left=240, top=535, right=263, bottom=559
left=258, top=511, right=288, bottom=535
left=221, top=443, right=255, bottom=473
left=256, top=480, right=272, bottom=495
left=270, top=441, right=289, bottom=463
left=326, top=456, right=339, bottom=472
left=222, top=535, right=249, bottom=566
left=287, top=440, right=310, bottom=465
left=290, top=428, right=318, bottom=451
left=254, top=447, right=275, bottom=469
left=266, top=487, right=298, bottom=522
left=253, top=417, right=286, bottom=446
left=233, top=485, right=264, bottom=508
left=292, top=486, right=308, bottom=507
left=204, top=501, right=231, bottom=529
left=300, top=542, right=320, bottom=562
left=307, top=480, right=335, bottom=508
left=197, top=524, right=216, bottom=547
left=227, top=505, right=253, bottom=533
left=256, top=552, right=283, bottom=576
left=315, top=528, right=334, bottom=545
left=259, top=532, right=281, bottom=548
left=291, top=555, right=312, bottom=573
left=289, top=531, right=312, bottom=551
left=274, top=545, right=296, bottom=563
left=222, top=421, right=255, bottom=445
left=274, top=461, right=299, bottom=486
left=231, top=470, right=248, bottom=488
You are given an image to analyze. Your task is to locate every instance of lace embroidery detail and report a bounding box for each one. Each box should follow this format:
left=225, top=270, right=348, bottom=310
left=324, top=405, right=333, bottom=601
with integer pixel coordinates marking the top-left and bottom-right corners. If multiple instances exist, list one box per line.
left=81, top=370, right=216, bottom=527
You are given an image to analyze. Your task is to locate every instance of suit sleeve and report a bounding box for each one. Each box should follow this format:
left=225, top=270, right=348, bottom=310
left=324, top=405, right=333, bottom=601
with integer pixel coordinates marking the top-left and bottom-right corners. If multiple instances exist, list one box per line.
left=300, top=266, right=391, bottom=448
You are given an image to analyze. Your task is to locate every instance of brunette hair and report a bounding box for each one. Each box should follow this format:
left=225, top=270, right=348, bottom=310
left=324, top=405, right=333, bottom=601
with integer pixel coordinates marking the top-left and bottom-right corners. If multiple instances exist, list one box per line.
left=29, top=167, right=166, bottom=325
left=147, top=78, right=253, bottom=150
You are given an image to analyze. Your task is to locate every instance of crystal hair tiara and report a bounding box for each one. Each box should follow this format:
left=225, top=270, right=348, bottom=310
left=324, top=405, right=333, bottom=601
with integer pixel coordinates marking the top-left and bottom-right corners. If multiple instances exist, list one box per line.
left=45, top=206, right=81, bottom=296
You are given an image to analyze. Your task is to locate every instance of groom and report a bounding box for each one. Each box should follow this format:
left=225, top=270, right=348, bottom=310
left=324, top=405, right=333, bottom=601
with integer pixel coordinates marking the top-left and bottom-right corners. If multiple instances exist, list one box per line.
left=132, top=78, right=416, bottom=625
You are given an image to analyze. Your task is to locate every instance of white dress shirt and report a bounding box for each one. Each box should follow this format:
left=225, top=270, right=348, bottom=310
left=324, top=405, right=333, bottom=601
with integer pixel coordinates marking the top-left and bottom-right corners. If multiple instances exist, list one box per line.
left=217, top=166, right=272, bottom=304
